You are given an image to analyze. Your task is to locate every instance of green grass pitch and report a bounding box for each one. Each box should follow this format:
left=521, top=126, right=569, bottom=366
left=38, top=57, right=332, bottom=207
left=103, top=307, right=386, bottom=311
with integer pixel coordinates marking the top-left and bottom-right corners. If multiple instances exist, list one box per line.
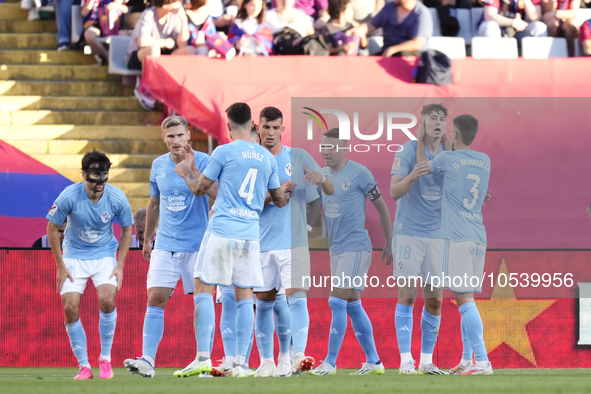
left=2, top=368, right=591, bottom=394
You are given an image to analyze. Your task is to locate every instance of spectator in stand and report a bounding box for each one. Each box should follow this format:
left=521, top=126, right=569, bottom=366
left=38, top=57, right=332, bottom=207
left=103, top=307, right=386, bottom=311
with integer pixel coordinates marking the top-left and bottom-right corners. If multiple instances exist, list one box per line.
left=210, top=0, right=237, bottom=30
left=229, top=0, right=274, bottom=55
left=125, top=0, right=148, bottom=29
left=478, top=0, right=547, bottom=40
left=542, top=0, right=581, bottom=56
left=580, top=19, right=591, bottom=55
left=352, top=0, right=432, bottom=57
left=266, top=0, right=314, bottom=37
left=351, top=0, right=384, bottom=23
left=295, top=0, right=329, bottom=23
left=125, top=0, right=194, bottom=109
left=186, top=0, right=213, bottom=55
left=130, top=208, right=155, bottom=249
left=82, top=0, right=130, bottom=64
left=56, top=0, right=73, bottom=50
left=321, top=0, right=367, bottom=55
left=32, top=219, right=67, bottom=249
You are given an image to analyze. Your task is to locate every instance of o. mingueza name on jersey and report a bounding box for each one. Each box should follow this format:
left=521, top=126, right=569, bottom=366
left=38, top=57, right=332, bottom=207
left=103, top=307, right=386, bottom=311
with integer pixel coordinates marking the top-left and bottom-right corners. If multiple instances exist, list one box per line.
left=242, top=150, right=264, bottom=162
left=451, top=158, right=491, bottom=172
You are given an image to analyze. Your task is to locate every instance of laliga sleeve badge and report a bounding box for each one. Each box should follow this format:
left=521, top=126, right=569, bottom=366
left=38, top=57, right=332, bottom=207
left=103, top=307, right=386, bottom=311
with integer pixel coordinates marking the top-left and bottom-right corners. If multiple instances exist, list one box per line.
left=48, top=204, right=58, bottom=216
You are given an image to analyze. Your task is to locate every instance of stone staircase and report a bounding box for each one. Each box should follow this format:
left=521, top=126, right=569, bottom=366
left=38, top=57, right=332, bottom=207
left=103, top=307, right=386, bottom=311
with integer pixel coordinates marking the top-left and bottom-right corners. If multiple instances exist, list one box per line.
left=0, top=0, right=207, bottom=213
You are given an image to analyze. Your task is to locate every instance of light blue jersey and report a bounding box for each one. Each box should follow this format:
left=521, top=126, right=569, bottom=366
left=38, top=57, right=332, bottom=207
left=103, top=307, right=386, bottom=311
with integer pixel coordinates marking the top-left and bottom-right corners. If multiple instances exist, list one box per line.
left=430, top=150, right=491, bottom=245
left=290, top=148, right=321, bottom=249
left=150, top=150, right=210, bottom=252
left=391, top=140, right=445, bottom=238
left=47, top=183, right=133, bottom=259
left=204, top=139, right=280, bottom=241
left=319, top=161, right=375, bottom=255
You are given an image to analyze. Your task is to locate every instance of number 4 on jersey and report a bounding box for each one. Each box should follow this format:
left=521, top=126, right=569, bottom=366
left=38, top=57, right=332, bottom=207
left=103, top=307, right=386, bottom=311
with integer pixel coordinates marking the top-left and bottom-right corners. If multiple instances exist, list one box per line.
left=238, top=168, right=259, bottom=205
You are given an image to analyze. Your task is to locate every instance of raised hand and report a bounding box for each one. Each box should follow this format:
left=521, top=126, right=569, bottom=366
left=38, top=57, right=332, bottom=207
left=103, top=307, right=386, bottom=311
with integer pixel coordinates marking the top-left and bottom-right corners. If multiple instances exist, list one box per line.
left=303, top=167, right=325, bottom=185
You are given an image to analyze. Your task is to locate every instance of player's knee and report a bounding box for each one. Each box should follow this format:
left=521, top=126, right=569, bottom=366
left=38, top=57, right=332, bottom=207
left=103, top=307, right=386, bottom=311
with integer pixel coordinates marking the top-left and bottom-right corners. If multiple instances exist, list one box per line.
left=398, top=297, right=415, bottom=306
left=63, top=304, right=79, bottom=323
left=98, top=296, right=116, bottom=313
left=424, top=297, right=443, bottom=312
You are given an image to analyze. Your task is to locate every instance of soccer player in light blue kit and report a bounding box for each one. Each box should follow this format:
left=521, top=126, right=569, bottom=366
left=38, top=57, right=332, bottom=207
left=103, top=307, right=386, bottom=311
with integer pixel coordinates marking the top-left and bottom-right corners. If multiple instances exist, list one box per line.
left=309, top=128, right=393, bottom=376
left=253, top=107, right=334, bottom=378
left=173, top=103, right=292, bottom=378
left=124, top=116, right=217, bottom=378
left=389, top=104, right=451, bottom=375
left=427, top=114, right=493, bottom=375
left=47, top=151, right=133, bottom=380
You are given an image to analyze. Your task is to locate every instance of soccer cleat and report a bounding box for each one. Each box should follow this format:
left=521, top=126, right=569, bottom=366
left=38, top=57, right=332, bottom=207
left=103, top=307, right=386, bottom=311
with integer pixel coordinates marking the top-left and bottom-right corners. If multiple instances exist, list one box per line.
left=74, top=366, right=93, bottom=380
left=124, top=357, right=155, bottom=378
left=292, top=353, right=315, bottom=374
left=98, top=358, right=114, bottom=379
left=254, top=359, right=276, bottom=377
left=244, top=367, right=256, bottom=377
left=418, top=363, right=449, bottom=375
left=276, top=360, right=292, bottom=377
left=399, top=360, right=418, bottom=375
left=449, top=361, right=473, bottom=375
left=210, top=359, right=233, bottom=377
left=459, top=361, right=493, bottom=375
left=232, top=365, right=248, bottom=378
left=350, top=362, right=386, bottom=375
left=173, top=358, right=212, bottom=377
left=308, top=361, right=336, bottom=376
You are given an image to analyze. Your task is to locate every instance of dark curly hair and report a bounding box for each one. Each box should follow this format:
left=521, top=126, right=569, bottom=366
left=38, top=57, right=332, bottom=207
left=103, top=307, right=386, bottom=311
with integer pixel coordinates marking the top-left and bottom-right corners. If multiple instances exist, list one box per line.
left=328, top=0, right=350, bottom=20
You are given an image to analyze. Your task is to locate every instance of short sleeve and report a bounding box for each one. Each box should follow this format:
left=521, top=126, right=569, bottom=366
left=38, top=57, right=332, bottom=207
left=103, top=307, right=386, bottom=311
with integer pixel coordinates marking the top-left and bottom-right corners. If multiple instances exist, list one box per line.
left=369, top=2, right=392, bottom=28
left=430, top=153, right=445, bottom=176
left=391, top=143, right=413, bottom=176
left=46, top=190, right=72, bottom=225
left=116, top=196, right=134, bottom=228
left=360, top=167, right=377, bottom=195
left=305, top=182, right=320, bottom=203
left=138, top=10, right=155, bottom=39
left=415, top=5, right=433, bottom=38
left=195, top=152, right=211, bottom=172
left=202, top=146, right=225, bottom=182
left=149, top=161, right=160, bottom=198
left=267, top=157, right=281, bottom=190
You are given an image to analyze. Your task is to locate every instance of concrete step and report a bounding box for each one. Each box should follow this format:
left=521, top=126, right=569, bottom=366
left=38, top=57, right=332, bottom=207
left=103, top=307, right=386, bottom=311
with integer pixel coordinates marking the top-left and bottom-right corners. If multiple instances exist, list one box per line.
left=0, top=3, right=29, bottom=20
left=5, top=138, right=206, bottom=154
left=0, top=20, right=56, bottom=33
left=0, top=96, right=143, bottom=111
left=0, top=33, right=57, bottom=49
left=0, top=80, right=135, bottom=96
left=110, top=182, right=150, bottom=198
left=0, top=65, right=119, bottom=80
left=0, top=125, right=162, bottom=140
left=0, top=50, right=95, bottom=64
left=129, top=197, right=150, bottom=213
left=32, top=153, right=159, bottom=169
left=58, top=168, right=151, bottom=183
left=0, top=110, right=163, bottom=125
left=5, top=0, right=23, bottom=3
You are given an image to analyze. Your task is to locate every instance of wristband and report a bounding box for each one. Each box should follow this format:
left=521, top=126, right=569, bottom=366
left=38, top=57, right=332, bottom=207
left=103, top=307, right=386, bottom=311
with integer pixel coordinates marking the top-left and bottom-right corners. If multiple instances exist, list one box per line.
left=307, top=225, right=313, bottom=233
left=320, top=174, right=326, bottom=183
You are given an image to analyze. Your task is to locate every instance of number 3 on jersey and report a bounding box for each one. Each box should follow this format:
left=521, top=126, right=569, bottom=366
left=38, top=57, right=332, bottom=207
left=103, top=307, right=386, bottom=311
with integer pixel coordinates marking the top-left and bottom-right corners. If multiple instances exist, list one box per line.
left=238, top=168, right=259, bottom=205
left=463, top=173, right=480, bottom=209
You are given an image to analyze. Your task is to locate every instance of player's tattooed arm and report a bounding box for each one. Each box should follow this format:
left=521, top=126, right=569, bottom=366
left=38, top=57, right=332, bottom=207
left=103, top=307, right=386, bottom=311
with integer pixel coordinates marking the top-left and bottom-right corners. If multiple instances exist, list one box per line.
left=269, top=186, right=291, bottom=208
left=182, top=172, right=215, bottom=197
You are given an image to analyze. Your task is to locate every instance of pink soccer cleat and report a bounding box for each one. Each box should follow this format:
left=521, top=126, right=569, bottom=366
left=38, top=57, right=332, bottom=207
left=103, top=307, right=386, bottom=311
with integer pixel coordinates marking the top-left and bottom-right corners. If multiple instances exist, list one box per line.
left=74, top=366, right=93, bottom=380
left=99, top=358, right=114, bottom=379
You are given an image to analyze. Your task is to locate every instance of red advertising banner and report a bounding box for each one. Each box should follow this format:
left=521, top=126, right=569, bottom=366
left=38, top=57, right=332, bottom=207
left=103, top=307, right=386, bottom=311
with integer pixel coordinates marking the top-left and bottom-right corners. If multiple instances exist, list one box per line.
left=1, top=250, right=590, bottom=369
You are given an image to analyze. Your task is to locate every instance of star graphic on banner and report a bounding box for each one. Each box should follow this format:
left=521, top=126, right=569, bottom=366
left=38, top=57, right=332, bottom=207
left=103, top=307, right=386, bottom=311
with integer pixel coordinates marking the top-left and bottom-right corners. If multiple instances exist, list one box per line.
left=476, top=259, right=556, bottom=366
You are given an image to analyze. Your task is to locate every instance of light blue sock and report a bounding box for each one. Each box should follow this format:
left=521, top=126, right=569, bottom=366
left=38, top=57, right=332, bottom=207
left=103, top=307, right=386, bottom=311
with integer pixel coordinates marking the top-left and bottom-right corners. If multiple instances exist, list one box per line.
left=461, top=314, right=473, bottom=360
left=420, top=308, right=440, bottom=357
left=194, top=293, right=215, bottom=355
left=220, top=286, right=237, bottom=358
left=246, top=321, right=254, bottom=364
left=288, top=291, right=309, bottom=355
left=458, top=302, right=488, bottom=362
left=255, top=299, right=275, bottom=359
left=65, top=320, right=89, bottom=367
left=347, top=300, right=379, bottom=364
left=395, top=303, right=413, bottom=354
left=274, top=294, right=291, bottom=354
left=236, top=298, right=255, bottom=357
left=99, top=309, right=117, bottom=359
left=142, top=306, right=164, bottom=363
left=325, top=297, right=347, bottom=367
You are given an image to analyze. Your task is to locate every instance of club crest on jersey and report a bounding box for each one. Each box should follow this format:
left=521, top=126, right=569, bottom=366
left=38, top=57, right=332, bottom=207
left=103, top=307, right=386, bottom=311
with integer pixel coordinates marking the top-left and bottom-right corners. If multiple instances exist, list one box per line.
left=285, top=163, right=292, bottom=176
left=101, top=211, right=111, bottom=223
left=342, top=178, right=350, bottom=191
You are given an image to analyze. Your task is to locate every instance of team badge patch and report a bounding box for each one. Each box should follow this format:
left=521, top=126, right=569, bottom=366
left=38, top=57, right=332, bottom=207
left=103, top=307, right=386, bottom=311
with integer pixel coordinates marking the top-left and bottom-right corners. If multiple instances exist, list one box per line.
left=285, top=163, right=292, bottom=176
left=392, top=158, right=401, bottom=170
left=48, top=204, right=58, bottom=216
left=342, top=178, right=350, bottom=191
left=101, top=211, right=111, bottom=223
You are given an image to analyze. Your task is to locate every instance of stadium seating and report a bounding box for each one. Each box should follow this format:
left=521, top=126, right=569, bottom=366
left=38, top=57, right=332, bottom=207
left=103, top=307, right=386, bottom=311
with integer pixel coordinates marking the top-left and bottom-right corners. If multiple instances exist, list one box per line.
left=471, top=37, right=518, bottom=59
left=470, top=7, right=484, bottom=40
left=428, top=36, right=466, bottom=58
left=521, top=37, right=568, bottom=59
left=429, top=7, right=442, bottom=37
left=574, top=39, right=586, bottom=57
left=108, top=35, right=141, bottom=76
left=456, top=8, right=473, bottom=45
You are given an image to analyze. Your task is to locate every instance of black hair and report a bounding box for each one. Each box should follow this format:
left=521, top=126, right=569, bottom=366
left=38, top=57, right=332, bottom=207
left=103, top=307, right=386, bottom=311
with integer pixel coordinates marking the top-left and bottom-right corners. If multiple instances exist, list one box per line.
left=81, top=150, right=111, bottom=172
left=226, top=102, right=252, bottom=127
left=260, top=107, right=283, bottom=123
left=453, top=114, right=479, bottom=146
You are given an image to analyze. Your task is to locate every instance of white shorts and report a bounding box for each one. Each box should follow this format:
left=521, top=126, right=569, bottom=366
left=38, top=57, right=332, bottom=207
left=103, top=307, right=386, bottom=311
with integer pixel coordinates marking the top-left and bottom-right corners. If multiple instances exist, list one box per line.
left=443, top=240, right=486, bottom=293
left=291, top=246, right=311, bottom=291
left=194, top=231, right=263, bottom=289
left=330, top=251, right=372, bottom=291
left=61, top=257, right=118, bottom=295
left=147, top=250, right=198, bottom=294
left=392, top=234, right=444, bottom=285
left=256, top=249, right=290, bottom=293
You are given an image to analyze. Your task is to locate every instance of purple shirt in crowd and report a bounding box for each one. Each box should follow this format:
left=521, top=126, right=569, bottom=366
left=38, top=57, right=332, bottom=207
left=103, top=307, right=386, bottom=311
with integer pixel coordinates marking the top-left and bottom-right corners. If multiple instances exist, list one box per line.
left=370, top=1, right=432, bottom=50
left=295, top=0, right=328, bottom=19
